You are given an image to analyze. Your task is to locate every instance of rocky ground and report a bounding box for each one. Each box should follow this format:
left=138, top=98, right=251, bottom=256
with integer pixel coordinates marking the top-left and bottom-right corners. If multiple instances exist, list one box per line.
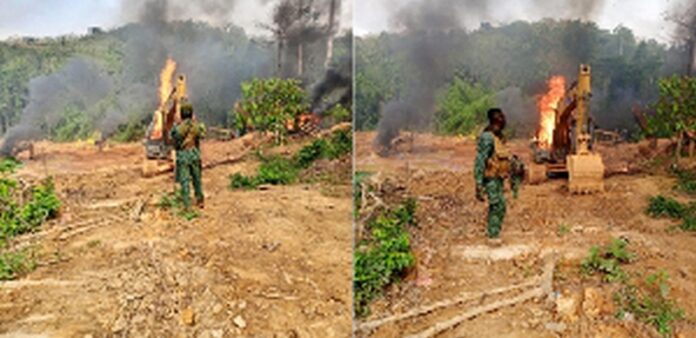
left=354, top=131, right=696, bottom=338
left=0, top=135, right=352, bottom=337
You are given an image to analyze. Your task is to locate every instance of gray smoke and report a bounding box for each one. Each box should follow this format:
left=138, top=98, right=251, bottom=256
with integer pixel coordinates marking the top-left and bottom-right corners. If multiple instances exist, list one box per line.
left=121, top=0, right=240, bottom=28
left=374, top=0, right=610, bottom=150
left=375, top=0, right=479, bottom=150
left=667, top=0, right=696, bottom=75
left=310, top=53, right=351, bottom=114
left=1, top=0, right=276, bottom=154
left=1, top=58, right=113, bottom=154
left=495, top=87, right=536, bottom=137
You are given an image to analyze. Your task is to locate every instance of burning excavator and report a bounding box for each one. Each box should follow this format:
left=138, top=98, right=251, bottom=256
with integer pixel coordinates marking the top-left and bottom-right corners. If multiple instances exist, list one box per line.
left=528, top=64, right=605, bottom=193
left=142, top=58, right=188, bottom=176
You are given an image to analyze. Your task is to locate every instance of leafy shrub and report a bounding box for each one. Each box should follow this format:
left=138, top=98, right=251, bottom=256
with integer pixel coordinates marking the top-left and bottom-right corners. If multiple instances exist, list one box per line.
left=354, top=199, right=417, bottom=317
left=0, top=249, right=34, bottom=281
left=229, top=172, right=257, bottom=190
left=670, top=167, right=696, bottom=194
left=255, top=156, right=299, bottom=185
left=295, top=138, right=329, bottom=169
left=158, top=189, right=199, bottom=220
left=434, top=77, right=494, bottom=136
left=646, top=195, right=686, bottom=219
left=1, top=177, right=61, bottom=239
left=324, top=104, right=351, bottom=124
left=614, top=271, right=684, bottom=337
left=230, top=129, right=352, bottom=190
left=235, top=78, right=309, bottom=143
left=581, top=238, right=633, bottom=282
left=646, top=195, right=696, bottom=232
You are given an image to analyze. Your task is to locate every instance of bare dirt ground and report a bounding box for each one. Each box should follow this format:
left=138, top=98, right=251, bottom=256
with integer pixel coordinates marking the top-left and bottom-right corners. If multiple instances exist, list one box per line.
left=355, top=131, right=696, bottom=338
left=0, top=136, right=352, bottom=337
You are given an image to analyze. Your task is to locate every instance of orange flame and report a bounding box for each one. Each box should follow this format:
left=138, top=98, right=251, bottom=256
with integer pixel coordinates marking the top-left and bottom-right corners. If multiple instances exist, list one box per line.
left=151, top=58, right=177, bottom=140
left=159, top=58, right=177, bottom=108
left=536, top=75, right=566, bottom=149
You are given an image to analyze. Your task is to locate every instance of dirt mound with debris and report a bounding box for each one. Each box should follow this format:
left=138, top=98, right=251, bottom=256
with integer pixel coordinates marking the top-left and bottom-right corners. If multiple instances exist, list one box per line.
left=355, top=131, right=696, bottom=338
left=0, top=136, right=351, bottom=337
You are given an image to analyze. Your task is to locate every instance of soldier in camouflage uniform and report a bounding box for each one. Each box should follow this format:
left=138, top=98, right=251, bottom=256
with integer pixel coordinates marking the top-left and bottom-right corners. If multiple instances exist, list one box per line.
left=170, top=103, right=206, bottom=210
left=474, top=108, right=524, bottom=239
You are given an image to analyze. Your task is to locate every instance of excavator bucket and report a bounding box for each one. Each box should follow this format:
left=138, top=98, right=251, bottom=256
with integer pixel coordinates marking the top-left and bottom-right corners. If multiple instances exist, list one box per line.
left=566, top=153, right=604, bottom=193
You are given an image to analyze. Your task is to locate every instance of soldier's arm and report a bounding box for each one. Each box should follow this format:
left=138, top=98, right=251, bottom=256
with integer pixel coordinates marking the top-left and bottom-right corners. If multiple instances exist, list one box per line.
left=170, top=124, right=180, bottom=141
left=198, top=123, right=207, bottom=139
left=474, top=132, right=494, bottom=188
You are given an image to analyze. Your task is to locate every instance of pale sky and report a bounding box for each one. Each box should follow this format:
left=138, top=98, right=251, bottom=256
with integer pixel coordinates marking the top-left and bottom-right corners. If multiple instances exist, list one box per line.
left=355, top=0, right=679, bottom=44
left=0, top=0, right=353, bottom=39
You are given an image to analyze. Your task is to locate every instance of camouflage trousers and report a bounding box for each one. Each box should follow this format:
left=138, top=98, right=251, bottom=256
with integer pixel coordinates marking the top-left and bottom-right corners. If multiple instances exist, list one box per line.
left=484, top=178, right=506, bottom=238
left=175, top=149, right=204, bottom=209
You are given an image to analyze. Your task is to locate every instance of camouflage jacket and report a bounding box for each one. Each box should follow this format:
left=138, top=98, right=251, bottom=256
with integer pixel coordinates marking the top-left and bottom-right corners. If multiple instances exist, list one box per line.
left=171, top=119, right=206, bottom=152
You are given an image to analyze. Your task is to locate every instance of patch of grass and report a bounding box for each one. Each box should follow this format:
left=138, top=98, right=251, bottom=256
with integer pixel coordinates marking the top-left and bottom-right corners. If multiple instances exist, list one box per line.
left=1, top=158, right=61, bottom=240
left=581, top=238, right=633, bottom=282
left=158, top=189, right=199, bottom=220
left=647, top=195, right=687, bottom=219
left=680, top=215, right=696, bottom=231
left=671, top=166, right=696, bottom=195
left=646, top=195, right=696, bottom=232
left=294, top=138, right=329, bottom=169
left=230, top=129, right=352, bottom=190
left=256, top=156, right=300, bottom=185
left=0, top=249, right=35, bottom=281
left=354, top=198, right=417, bottom=318
left=0, top=157, right=21, bottom=173
left=614, top=271, right=684, bottom=337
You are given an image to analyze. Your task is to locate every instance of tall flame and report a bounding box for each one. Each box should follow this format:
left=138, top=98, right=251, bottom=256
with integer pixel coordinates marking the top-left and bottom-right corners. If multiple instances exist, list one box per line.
left=159, top=58, right=177, bottom=108
left=151, top=58, right=177, bottom=140
left=536, top=75, right=566, bottom=149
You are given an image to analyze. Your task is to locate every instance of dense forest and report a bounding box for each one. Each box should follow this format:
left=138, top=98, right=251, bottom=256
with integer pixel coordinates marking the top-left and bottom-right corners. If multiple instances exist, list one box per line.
left=355, top=19, right=692, bottom=138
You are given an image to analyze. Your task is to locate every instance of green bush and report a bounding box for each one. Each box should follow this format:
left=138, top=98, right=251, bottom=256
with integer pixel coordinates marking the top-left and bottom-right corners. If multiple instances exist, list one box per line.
left=256, top=156, right=299, bottom=185
left=158, top=189, right=199, bottom=220
left=646, top=195, right=686, bottom=219
left=671, top=167, right=696, bottom=195
left=0, top=249, right=34, bottom=281
left=614, top=271, right=684, bottom=337
left=434, top=77, right=494, bottom=136
left=325, top=104, right=351, bottom=124
left=354, top=199, right=417, bottom=317
left=230, top=129, right=352, bottom=190
left=295, top=138, right=329, bottom=169
left=236, top=78, right=309, bottom=143
left=229, top=172, right=257, bottom=190
left=581, top=238, right=633, bottom=282
left=646, top=195, right=696, bottom=232
left=1, top=177, right=61, bottom=239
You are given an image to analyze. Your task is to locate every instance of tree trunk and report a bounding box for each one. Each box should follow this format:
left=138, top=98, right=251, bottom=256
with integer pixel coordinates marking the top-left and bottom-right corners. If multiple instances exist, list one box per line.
left=677, top=132, right=684, bottom=158
left=297, top=43, right=303, bottom=77
left=690, top=38, right=696, bottom=76
left=296, top=0, right=304, bottom=77
left=324, top=0, right=339, bottom=69
left=277, top=38, right=283, bottom=76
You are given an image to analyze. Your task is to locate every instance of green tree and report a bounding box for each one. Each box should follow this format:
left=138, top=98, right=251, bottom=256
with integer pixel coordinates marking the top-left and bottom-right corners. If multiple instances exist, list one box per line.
left=236, top=78, right=309, bottom=143
left=435, top=77, right=495, bottom=136
left=649, top=75, right=696, bottom=155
